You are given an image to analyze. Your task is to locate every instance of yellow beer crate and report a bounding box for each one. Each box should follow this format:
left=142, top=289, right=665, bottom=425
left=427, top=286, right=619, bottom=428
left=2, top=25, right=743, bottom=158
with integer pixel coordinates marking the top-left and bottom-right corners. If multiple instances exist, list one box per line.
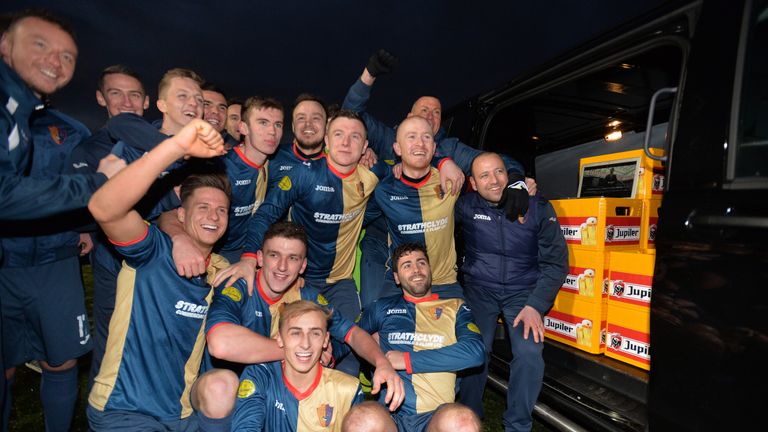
left=605, top=302, right=651, bottom=370
left=607, top=251, right=655, bottom=311
left=558, top=247, right=610, bottom=303
left=640, top=199, right=662, bottom=251
left=578, top=148, right=666, bottom=200
left=544, top=294, right=607, bottom=354
left=551, top=198, right=643, bottom=251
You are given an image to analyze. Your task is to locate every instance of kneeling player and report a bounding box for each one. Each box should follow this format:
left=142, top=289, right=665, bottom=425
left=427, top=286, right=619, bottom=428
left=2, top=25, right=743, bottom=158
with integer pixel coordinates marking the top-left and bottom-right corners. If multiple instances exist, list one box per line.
left=232, top=300, right=363, bottom=431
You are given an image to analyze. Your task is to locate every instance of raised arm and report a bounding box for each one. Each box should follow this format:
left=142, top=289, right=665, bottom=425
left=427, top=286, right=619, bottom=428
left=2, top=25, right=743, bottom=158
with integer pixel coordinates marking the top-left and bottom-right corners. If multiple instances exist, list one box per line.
left=88, top=119, right=224, bottom=243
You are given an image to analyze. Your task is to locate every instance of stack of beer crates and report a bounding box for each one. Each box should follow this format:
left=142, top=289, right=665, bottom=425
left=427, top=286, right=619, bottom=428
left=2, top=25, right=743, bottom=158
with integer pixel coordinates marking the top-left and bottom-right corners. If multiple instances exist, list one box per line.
left=545, top=149, right=663, bottom=370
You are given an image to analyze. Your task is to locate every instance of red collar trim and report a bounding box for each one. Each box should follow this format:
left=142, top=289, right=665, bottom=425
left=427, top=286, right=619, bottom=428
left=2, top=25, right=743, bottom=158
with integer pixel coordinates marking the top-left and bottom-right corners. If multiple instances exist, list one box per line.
left=256, top=270, right=283, bottom=305
left=282, top=362, right=323, bottom=401
left=234, top=145, right=263, bottom=169
left=404, top=293, right=438, bottom=303
left=400, top=170, right=432, bottom=188
left=326, top=158, right=356, bottom=179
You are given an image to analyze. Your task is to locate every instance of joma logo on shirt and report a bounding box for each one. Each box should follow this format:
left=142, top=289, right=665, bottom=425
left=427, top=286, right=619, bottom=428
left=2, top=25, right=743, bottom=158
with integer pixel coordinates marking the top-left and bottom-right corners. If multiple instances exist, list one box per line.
left=315, top=185, right=335, bottom=192
left=174, top=301, right=208, bottom=319
left=386, top=308, right=407, bottom=315
left=234, top=179, right=251, bottom=186
left=473, top=214, right=491, bottom=221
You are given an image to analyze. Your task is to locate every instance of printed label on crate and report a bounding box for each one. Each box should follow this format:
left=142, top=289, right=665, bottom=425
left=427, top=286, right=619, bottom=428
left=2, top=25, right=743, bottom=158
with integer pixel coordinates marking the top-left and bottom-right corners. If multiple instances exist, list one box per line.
left=544, top=311, right=579, bottom=341
left=648, top=217, right=658, bottom=245
left=562, top=266, right=597, bottom=297
left=604, top=217, right=641, bottom=245
left=545, top=311, right=597, bottom=348
left=609, top=271, right=652, bottom=306
left=558, top=216, right=595, bottom=245
left=607, top=324, right=650, bottom=365
left=652, top=167, right=665, bottom=195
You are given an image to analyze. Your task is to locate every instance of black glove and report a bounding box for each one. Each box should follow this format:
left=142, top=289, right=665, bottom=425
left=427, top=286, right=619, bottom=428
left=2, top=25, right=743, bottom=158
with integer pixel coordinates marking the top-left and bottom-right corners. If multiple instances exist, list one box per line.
left=498, top=175, right=529, bottom=221
left=366, top=49, right=398, bottom=78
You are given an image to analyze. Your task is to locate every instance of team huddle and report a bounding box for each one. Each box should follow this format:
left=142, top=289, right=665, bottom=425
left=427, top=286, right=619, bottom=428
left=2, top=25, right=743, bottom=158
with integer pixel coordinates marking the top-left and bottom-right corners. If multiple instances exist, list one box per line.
left=0, top=9, right=568, bottom=432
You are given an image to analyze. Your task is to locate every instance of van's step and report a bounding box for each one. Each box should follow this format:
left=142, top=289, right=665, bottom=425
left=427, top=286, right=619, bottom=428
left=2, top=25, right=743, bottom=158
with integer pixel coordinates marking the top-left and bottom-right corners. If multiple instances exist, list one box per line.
left=489, top=339, right=648, bottom=432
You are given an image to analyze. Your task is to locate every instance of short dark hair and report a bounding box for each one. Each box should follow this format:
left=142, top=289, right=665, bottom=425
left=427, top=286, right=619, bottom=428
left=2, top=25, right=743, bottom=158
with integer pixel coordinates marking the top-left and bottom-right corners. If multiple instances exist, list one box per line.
left=392, top=242, right=429, bottom=273
left=227, top=96, right=244, bottom=107
left=293, top=93, right=327, bottom=117
left=97, top=64, right=145, bottom=94
left=201, top=82, right=227, bottom=101
left=327, top=108, right=367, bottom=137
left=179, top=173, right=231, bottom=206
left=5, top=8, right=76, bottom=42
left=263, top=221, right=308, bottom=250
left=242, top=96, right=284, bottom=122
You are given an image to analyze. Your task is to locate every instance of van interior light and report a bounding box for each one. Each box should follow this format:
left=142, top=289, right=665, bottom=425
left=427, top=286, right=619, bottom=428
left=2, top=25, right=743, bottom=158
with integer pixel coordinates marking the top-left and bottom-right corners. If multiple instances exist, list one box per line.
left=608, top=120, right=621, bottom=127
left=605, top=130, right=623, bottom=141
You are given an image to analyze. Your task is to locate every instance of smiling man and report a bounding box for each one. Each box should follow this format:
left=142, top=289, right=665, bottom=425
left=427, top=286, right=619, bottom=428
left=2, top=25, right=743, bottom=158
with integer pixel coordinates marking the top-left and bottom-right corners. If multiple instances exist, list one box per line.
left=365, top=117, right=463, bottom=299
left=232, top=300, right=364, bottom=431
left=0, top=11, right=127, bottom=429
left=86, top=119, right=233, bottom=432
left=359, top=243, right=484, bottom=432
left=204, top=222, right=403, bottom=411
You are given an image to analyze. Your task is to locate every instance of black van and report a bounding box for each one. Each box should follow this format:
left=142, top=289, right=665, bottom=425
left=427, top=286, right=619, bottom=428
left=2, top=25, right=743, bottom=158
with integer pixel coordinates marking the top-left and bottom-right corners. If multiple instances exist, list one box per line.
left=444, top=0, right=768, bottom=430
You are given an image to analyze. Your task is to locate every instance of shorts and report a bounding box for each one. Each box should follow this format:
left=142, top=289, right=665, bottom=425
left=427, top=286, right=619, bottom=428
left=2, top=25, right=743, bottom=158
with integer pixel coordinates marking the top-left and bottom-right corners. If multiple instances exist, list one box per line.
left=0, top=256, right=92, bottom=367
left=87, top=405, right=199, bottom=432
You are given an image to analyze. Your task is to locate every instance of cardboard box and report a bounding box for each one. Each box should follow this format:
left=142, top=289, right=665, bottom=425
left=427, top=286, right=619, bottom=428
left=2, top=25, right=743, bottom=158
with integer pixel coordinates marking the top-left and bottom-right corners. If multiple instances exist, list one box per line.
left=605, top=302, right=651, bottom=370
left=552, top=197, right=643, bottom=250
left=544, top=295, right=607, bottom=354
left=559, top=247, right=610, bottom=302
left=578, top=148, right=665, bottom=200
left=641, top=199, right=661, bottom=251
left=607, top=251, right=655, bottom=310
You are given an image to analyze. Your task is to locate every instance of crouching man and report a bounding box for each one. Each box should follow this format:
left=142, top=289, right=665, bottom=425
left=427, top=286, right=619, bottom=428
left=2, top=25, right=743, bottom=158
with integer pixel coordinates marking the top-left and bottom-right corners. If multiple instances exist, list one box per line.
left=232, top=300, right=364, bottom=431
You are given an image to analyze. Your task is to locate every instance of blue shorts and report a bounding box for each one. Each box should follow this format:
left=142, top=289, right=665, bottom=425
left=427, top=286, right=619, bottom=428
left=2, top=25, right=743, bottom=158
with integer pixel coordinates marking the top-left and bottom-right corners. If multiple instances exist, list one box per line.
left=393, top=410, right=434, bottom=432
left=87, top=405, right=199, bottom=432
left=0, top=256, right=92, bottom=367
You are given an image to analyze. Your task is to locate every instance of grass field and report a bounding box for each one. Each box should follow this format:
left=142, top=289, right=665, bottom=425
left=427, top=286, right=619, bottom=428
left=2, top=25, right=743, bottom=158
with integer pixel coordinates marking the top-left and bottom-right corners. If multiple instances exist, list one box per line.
left=8, top=264, right=548, bottom=431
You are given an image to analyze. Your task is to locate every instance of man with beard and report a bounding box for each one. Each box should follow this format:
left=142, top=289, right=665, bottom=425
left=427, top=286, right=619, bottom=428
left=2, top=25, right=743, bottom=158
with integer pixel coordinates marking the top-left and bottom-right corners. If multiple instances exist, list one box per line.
left=358, top=243, right=484, bottom=432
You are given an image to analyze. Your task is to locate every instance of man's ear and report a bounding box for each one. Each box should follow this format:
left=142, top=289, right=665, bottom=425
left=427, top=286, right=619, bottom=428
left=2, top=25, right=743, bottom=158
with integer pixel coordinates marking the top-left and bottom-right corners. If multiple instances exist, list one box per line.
left=393, top=271, right=400, bottom=286
left=238, top=120, right=248, bottom=137
left=96, top=90, right=107, bottom=107
left=393, top=141, right=402, bottom=157
left=469, top=175, right=478, bottom=191
left=157, top=98, right=167, bottom=114
left=177, top=207, right=185, bottom=224
left=256, top=250, right=264, bottom=269
left=322, top=331, right=330, bottom=349
left=276, top=332, right=284, bottom=349
left=143, top=96, right=150, bottom=110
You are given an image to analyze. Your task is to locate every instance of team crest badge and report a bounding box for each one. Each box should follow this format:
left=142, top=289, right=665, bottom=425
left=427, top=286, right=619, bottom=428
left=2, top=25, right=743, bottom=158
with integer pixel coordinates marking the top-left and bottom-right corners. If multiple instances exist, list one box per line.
left=356, top=181, right=365, bottom=198
left=316, top=404, right=334, bottom=427
left=48, top=126, right=66, bottom=145
left=433, top=185, right=445, bottom=200
left=430, top=306, right=443, bottom=320
left=278, top=176, right=292, bottom=191
left=237, top=379, right=255, bottom=398
left=468, top=323, right=481, bottom=334
left=317, top=294, right=329, bottom=306
left=222, top=286, right=242, bottom=302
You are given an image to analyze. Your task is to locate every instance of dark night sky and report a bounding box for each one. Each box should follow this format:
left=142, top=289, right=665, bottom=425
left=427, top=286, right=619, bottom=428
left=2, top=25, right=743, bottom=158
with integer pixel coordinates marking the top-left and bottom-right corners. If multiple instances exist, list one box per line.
left=3, top=1, right=666, bottom=133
